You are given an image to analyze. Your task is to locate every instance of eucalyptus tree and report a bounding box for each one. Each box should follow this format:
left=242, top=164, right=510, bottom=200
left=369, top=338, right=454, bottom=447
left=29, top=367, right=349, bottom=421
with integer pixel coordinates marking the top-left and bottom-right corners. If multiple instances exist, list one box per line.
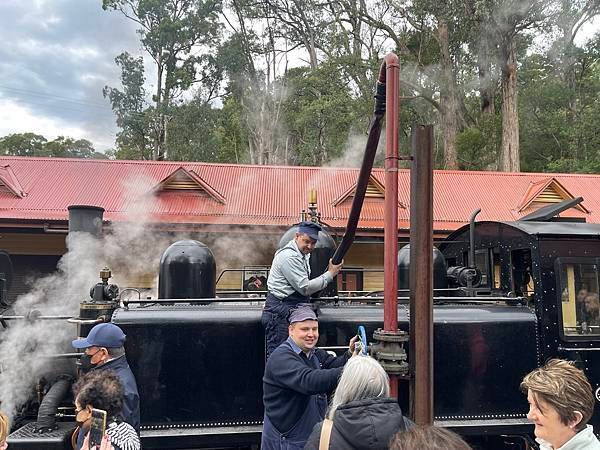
left=353, top=0, right=472, bottom=169
left=102, top=0, right=222, bottom=160
left=475, top=0, right=555, bottom=172
left=552, top=0, right=600, bottom=126
left=103, top=52, right=153, bottom=160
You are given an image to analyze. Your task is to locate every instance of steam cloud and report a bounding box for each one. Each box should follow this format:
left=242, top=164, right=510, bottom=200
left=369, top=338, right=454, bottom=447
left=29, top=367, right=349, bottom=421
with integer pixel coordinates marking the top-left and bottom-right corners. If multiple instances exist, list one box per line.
left=0, top=174, right=272, bottom=421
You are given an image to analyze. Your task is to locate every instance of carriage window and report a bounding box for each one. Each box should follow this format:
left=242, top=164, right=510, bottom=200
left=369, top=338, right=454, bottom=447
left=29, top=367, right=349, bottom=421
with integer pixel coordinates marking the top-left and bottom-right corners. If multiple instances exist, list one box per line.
left=511, top=249, right=533, bottom=298
left=474, top=250, right=490, bottom=288
left=558, top=261, right=600, bottom=337
left=492, top=247, right=501, bottom=290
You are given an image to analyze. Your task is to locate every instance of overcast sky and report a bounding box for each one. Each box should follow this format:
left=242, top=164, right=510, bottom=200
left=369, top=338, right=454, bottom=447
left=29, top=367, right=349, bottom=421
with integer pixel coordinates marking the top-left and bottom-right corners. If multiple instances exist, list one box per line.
left=0, top=1, right=598, bottom=153
left=0, top=0, right=141, bottom=151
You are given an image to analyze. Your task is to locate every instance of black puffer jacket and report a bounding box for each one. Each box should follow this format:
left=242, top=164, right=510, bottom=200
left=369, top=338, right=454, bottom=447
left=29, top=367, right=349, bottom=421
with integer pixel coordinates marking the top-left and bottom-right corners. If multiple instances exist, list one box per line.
left=303, top=397, right=413, bottom=450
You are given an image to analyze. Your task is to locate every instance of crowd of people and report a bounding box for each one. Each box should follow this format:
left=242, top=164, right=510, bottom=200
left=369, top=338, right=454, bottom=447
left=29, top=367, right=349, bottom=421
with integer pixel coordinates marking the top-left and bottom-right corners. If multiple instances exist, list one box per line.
left=1, top=220, right=599, bottom=449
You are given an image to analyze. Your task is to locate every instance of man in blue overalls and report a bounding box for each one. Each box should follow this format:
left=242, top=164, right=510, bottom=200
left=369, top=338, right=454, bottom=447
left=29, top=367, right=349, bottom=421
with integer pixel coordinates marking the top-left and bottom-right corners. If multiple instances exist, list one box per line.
left=261, top=306, right=357, bottom=450
left=262, top=221, right=343, bottom=357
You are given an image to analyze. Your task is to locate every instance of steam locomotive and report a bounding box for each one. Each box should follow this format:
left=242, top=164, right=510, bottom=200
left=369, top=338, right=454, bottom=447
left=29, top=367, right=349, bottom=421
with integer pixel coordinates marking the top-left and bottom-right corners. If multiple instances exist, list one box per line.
left=3, top=55, right=599, bottom=449
left=3, top=197, right=600, bottom=450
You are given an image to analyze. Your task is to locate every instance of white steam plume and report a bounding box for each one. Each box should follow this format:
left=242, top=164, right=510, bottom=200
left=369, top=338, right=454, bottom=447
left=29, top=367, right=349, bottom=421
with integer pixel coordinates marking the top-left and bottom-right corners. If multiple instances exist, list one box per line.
left=0, top=176, right=179, bottom=420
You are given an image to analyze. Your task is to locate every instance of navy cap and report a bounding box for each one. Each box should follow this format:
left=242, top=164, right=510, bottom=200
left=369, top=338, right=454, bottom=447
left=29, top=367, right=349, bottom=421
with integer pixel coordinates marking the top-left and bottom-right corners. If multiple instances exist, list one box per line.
left=297, top=221, right=322, bottom=242
left=288, top=305, right=318, bottom=324
left=72, top=323, right=126, bottom=349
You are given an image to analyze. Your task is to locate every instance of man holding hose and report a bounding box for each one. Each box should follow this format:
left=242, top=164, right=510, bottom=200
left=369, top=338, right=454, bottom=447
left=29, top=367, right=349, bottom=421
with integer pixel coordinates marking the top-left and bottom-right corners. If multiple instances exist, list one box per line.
left=262, top=221, right=343, bottom=357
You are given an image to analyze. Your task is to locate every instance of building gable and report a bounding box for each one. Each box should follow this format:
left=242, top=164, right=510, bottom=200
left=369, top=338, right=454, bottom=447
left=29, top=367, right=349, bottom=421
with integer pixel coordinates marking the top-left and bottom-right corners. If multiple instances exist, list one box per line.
left=0, top=165, right=26, bottom=198
left=332, top=174, right=385, bottom=207
left=517, top=177, right=588, bottom=214
left=154, top=167, right=226, bottom=204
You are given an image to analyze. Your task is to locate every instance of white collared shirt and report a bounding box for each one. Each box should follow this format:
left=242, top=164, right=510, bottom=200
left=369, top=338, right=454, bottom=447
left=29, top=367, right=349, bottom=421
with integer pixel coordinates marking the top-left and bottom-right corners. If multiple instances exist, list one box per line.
left=536, top=425, right=600, bottom=450
left=267, top=240, right=333, bottom=299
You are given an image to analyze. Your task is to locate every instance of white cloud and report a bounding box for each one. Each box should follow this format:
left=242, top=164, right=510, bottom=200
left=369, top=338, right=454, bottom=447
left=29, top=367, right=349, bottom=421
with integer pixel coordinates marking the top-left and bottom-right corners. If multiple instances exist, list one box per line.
left=0, top=0, right=142, bottom=151
left=0, top=96, right=96, bottom=143
left=575, top=17, right=600, bottom=46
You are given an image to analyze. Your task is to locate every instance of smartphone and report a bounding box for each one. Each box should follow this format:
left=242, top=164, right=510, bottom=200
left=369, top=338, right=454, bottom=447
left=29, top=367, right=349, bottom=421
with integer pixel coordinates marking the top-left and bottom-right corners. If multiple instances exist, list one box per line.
left=357, top=325, right=368, bottom=355
left=88, top=408, right=107, bottom=449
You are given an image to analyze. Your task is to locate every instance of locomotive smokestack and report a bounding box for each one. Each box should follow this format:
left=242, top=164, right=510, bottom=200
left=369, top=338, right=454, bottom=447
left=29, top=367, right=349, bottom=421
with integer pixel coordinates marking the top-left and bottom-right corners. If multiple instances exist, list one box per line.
left=67, top=205, right=105, bottom=237
left=67, top=205, right=116, bottom=334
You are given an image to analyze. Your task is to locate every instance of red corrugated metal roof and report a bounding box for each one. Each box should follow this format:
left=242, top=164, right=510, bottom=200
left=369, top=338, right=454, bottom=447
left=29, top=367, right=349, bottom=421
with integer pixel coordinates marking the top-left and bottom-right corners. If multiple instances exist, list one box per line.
left=0, top=156, right=598, bottom=233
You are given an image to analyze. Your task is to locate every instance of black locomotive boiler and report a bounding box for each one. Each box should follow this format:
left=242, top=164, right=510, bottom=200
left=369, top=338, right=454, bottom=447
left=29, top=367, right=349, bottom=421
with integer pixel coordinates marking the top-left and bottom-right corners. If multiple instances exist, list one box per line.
left=5, top=198, right=600, bottom=450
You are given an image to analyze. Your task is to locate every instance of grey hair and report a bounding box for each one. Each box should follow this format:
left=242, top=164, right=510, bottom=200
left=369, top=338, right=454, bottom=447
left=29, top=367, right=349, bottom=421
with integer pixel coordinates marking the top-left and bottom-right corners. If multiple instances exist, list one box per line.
left=107, top=346, right=125, bottom=358
left=328, top=356, right=389, bottom=419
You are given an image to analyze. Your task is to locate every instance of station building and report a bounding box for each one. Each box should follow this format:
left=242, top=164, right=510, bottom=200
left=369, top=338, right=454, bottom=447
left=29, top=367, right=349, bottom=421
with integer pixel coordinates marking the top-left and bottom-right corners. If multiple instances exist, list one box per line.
left=0, top=156, right=597, bottom=302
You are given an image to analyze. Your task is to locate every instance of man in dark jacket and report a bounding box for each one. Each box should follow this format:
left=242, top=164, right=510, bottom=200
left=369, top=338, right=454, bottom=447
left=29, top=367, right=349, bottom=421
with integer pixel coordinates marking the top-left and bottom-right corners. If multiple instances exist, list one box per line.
left=72, top=323, right=140, bottom=449
left=261, top=306, right=357, bottom=450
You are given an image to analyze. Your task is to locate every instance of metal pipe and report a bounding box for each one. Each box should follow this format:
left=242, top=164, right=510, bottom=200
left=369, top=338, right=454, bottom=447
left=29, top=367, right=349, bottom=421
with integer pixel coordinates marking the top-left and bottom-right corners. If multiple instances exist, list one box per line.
left=383, top=53, right=400, bottom=333
left=331, top=63, right=388, bottom=265
left=468, top=208, right=482, bottom=268
left=382, top=53, right=400, bottom=399
left=66, top=317, right=104, bottom=325
left=0, top=314, right=72, bottom=320
left=119, top=295, right=519, bottom=305
left=409, top=125, right=434, bottom=425
left=40, top=353, right=82, bottom=359
left=35, top=376, right=72, bottom=432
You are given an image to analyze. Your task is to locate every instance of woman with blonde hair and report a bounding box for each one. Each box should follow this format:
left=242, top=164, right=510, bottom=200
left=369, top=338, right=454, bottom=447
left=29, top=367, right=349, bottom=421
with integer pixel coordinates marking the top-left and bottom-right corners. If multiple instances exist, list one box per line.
left=303, top=356, right=412, bottom=449
left=521, top=359, right=600, bottom=449
left=0, top=410, right=9, bottom=449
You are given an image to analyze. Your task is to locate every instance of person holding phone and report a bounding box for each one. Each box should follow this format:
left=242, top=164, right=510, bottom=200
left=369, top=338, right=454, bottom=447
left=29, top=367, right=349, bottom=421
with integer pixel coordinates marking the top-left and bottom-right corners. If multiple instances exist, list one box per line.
left=74, top=370, right=140, bottom=450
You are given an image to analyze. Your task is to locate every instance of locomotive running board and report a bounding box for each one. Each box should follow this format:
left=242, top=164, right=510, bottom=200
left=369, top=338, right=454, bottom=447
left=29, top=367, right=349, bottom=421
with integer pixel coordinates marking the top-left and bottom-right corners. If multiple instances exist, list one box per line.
left=140, top=425, right=262, bottom=449
left=435, top=418, right=533, bottom=436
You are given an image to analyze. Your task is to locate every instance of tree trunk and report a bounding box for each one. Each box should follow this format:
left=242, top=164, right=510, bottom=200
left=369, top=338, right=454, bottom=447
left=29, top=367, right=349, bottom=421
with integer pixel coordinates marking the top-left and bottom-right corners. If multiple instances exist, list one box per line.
left=477, top=36, right=495, bottom=115
left=154, top=60, right=163, bottom=160
left=438, top=20, right=459, bottom=170
left=558, top=0, right=577, bottom=161
left=499, top=37, right=520, bottom=172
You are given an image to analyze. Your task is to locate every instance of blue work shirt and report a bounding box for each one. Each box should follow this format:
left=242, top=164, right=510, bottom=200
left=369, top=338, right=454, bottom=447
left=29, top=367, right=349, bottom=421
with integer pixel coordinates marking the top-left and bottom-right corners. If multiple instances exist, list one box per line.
left=267, top=240, right=333, bottom=300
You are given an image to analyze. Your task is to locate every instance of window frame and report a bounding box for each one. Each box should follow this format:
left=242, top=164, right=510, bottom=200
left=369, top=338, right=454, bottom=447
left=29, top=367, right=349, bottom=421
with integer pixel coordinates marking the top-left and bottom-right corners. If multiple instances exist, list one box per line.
left=554, top=256, right=600, bottom=342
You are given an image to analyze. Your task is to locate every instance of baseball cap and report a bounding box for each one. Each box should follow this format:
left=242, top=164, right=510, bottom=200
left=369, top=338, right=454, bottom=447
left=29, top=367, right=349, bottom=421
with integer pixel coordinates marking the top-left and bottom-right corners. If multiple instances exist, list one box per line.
left=297, top=221, right=322, bottom=242
left=72, top=323, right=126, bottom=349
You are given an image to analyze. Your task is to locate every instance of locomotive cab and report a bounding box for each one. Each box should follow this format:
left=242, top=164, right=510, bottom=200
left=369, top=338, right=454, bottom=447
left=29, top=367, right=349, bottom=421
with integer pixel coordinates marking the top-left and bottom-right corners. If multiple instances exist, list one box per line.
left=440, top=217, right=600, bottom=435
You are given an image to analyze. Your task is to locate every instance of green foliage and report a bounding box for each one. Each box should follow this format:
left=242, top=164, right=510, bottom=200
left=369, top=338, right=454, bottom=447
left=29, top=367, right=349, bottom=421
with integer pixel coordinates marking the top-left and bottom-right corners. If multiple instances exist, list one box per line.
left=0, top=133, right=106, bottom=159
left=166, top=99, right=223, bottom=162
left=214, top=96, right=246, bottom=163
left=283, top=64, right=358, bottom=165
left=456, top=115, right=502, bottom=170
left=103, top=0, right=222, bottom=159
left=0, top=133, right=47, bottom=157
left=94, top=0, right=600, bottom=172
left=517, top=39, right=600, bottom=173
left=103, top=52, right=153, bottom=160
